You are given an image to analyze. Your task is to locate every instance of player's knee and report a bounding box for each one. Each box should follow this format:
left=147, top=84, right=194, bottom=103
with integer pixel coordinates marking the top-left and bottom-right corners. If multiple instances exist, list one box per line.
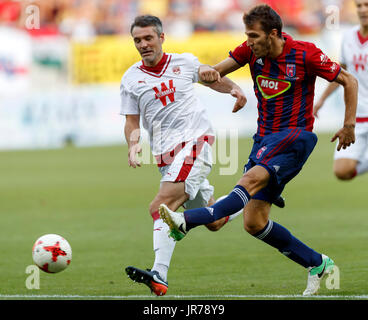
left=243, top=221, right=258, bottom=235
left=240, top=168, right=270, bottom=196
left=243, top=219, right=266, bottom=235
left=333, top=167, right=356, bottom=180
left=243, top=170, right=260, bottom=185
left=333, top=160, right=357, bottom=181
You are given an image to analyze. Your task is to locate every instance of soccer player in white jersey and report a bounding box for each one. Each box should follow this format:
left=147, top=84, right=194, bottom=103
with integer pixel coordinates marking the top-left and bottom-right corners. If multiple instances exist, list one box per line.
left=121, top=15, right=248, bottom=296
left=314, top=0, right=368, bottom=180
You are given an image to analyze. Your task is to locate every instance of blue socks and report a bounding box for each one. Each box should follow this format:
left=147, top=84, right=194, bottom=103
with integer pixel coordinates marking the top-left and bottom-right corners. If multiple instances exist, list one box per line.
left=183, top=184, right=322, bottom=269
left=254, top=220, right=322, bottom=268
left=184, top=185, right=250, bottom=230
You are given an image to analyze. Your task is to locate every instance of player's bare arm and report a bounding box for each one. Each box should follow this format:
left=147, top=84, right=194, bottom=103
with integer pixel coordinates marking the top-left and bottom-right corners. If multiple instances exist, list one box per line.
left=124, top=114, right=142, bottom=168
left=313, top=63, right=347, bottom=118
left=213, top=57, right=241, bottom=77
left=199, top=62, right=247, bottom=112
left=331, top=68, right=358, bottom=151
left=209, top=77, right=247, bottom=113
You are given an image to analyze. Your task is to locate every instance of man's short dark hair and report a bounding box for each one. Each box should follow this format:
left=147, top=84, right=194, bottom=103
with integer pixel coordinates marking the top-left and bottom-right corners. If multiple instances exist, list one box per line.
left=243, top=5, right=283, bottom=37
left=130, top=15, right=163, bottom=36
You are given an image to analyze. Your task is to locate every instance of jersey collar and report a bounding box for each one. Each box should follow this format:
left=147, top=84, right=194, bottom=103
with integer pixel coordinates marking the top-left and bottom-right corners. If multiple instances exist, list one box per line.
left=357, top=30, right=368, bottom=45
left=140, top=53, right=169, bottom=74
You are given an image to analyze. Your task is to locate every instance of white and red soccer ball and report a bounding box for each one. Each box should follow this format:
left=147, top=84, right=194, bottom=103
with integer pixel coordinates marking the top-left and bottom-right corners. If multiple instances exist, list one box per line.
left=32, top=234, right=72, bottom=273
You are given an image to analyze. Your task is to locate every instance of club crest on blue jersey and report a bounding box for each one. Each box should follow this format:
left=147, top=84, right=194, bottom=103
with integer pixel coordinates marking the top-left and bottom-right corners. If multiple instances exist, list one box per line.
left=256, top=146, right=267, bottom=159
left=286, top=64, right=296, bottom=78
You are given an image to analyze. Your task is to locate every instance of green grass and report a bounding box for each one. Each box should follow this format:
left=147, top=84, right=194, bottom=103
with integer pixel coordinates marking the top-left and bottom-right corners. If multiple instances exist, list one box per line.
left=0, top=134, right=367, bottom=300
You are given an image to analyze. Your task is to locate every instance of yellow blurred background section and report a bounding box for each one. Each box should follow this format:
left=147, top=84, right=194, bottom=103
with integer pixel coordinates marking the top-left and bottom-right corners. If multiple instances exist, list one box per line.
left=71, top=32, right=251, bottom=84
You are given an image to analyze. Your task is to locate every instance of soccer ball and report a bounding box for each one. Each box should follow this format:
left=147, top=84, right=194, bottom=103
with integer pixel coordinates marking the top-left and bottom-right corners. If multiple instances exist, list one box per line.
left=32, top=234, right=72, bottom=273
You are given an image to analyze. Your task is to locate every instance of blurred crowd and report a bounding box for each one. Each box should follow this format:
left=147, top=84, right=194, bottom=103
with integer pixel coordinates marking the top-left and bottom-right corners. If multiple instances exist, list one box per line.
left=0, top=0, right=360, bottom=38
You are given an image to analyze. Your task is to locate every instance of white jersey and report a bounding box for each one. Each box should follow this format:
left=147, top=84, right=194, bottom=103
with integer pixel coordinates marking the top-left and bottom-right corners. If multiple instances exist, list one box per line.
left=341, top=26, right=368, bottom=117
left=120, top=52, right=214, bottom=156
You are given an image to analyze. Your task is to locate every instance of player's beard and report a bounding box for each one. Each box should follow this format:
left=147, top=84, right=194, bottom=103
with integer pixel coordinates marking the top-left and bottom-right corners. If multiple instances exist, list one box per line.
left=263, top=35, right=272, bottom=57
left=253, top=36, right=272, bottom=58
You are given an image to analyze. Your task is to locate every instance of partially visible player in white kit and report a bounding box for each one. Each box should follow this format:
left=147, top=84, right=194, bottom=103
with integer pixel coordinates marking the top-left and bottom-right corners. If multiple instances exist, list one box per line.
left=314, top=0, right=368, bottom=180
left=121, top=15, right=247, bottom=296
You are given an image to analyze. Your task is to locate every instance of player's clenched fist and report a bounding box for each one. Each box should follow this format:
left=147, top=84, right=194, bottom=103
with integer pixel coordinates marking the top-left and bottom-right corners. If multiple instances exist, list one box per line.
left=128, top=144, right=142, bottom=168
left=198, top=65, right=221, bottom=84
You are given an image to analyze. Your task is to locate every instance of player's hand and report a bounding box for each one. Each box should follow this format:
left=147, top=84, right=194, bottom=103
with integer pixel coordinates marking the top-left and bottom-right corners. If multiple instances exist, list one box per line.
left=128, top=144, right=142, bottom=168
left=199, top=65, right=221, bottom=84
left=331, top=125, right=355, bottom=151
left=313, top=100, right=324, bottom=118
left=230, top=88, right=247, bottom=113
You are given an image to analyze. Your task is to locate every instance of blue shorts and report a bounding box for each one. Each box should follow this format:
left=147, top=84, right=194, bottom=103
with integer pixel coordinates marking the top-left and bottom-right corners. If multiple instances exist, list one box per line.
left=244, top=128, right=317, bottom=203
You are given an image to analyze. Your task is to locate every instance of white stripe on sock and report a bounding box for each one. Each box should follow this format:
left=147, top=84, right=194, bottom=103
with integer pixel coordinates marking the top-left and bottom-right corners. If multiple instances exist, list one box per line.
left=232, top=188, right=248, bottom=206
left=256, top=220, right=274, bottom=240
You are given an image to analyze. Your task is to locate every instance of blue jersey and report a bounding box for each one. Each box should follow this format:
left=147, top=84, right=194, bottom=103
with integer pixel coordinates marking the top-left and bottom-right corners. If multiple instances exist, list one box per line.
left=230, top=33, right=341, bottom=137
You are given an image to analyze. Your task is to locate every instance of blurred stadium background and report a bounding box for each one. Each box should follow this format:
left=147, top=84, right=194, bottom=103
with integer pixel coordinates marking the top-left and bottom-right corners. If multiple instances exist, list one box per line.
left=0, top=0, right=358, bottom=150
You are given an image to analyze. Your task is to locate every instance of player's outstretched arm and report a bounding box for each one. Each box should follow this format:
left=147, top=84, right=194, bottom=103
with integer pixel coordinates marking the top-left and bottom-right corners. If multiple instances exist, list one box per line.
left=313, top=63, right=347, bottom=118
left=331, top=68, right=358, bottom=151
left=124, top=114, right=142, bottom=168
left=213, top=58, right=246, bottom=112
left=213, top=57, right=241, bottom=77
left=208, top=77, right=247, bottom=113
left=198, top=62, right=246, bottom=112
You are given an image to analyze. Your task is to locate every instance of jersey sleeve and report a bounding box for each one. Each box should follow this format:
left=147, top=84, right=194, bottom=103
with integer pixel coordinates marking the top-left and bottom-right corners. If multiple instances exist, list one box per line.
left=120, top=80, right=139, bottom=115
left=181, top=53, right=201, bottom=83
left=229, top=41, right=252, bottom=66
left=305, top=43, right=341, bottom=82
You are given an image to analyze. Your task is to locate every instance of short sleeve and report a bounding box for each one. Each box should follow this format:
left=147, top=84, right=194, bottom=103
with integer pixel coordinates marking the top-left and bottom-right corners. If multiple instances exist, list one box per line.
left=229, top=41, right=252, bottom=67
left=120, top=81, right=139, bottom=115
left=306, top=43, right=341, bottom=82
left=181, top=53, right=201, bottom=83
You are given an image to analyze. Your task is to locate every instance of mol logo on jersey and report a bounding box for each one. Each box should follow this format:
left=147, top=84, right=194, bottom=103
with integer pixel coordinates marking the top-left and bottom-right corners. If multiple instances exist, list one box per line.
left=153, top=79, right=176, bottom=107
left=256, top=75, right=291, bottom=100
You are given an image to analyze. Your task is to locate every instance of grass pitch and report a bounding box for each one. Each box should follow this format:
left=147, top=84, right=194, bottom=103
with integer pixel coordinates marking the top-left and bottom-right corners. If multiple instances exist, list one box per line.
left=0, top=134, right=367, bottom=300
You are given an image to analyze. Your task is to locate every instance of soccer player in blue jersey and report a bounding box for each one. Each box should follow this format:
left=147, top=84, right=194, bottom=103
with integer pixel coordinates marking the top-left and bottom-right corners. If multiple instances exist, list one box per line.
left=159, top=4, right=358, bottom=295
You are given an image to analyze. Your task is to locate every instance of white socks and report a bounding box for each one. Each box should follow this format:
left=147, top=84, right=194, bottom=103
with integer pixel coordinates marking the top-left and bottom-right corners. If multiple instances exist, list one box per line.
left=151, top=218, right=175, bottom=282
